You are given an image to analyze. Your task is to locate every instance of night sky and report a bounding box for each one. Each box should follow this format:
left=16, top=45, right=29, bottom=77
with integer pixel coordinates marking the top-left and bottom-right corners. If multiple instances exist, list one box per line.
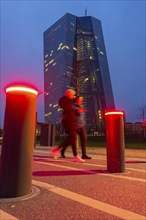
left=0, top=0, right=145, bottom=127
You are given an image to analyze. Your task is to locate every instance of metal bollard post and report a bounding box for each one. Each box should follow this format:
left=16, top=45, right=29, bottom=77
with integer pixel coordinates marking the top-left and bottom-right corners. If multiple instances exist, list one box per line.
left=50, top=124, right=55, bottom=146
left=40, top=124, right=49, bottom=146
left=48, top=124, right=52, bottom=146
left=0, top=85, right=38, bottom=198
left=143, top=121, right=146, bottom=141
left=105, top=111, right=125, bottom=173
left=48, top=124, right=55, bottom=146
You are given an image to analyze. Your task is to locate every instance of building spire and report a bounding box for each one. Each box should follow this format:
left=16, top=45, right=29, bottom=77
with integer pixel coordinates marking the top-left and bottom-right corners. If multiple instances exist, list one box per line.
left=85, top=7, right=87, bottom=16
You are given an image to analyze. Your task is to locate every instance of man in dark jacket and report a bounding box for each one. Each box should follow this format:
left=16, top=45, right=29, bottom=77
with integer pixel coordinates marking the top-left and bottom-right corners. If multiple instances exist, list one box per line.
left=50, top=89, right=85, bottom=163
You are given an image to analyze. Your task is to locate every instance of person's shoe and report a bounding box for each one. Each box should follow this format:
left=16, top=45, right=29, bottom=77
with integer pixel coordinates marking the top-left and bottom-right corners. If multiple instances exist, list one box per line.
left=73, top=155, right=85, bottom=163
left=50, top=147, right=60, bottom=159
left=60, top=149, right=66, bottom=158
left=82, top=155, right=92, bottom=159
left=60, top=153, right=66, bottom=158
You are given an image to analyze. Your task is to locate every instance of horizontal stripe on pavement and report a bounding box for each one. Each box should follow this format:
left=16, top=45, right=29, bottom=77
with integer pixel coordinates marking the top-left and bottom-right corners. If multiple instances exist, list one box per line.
left=0, top=210, right=19, bottom=220
left=34, top=160, right=146, bottom=182
left=32, top=180, right=145, bottom=220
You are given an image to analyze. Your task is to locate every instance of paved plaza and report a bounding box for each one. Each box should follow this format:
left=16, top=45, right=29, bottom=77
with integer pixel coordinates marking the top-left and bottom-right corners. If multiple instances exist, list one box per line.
left=0, top=146, right=146, bottom=220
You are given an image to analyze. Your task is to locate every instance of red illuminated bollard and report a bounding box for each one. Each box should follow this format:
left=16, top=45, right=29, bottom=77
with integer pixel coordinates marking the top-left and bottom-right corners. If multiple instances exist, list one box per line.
left=143, top=121, right=146, bottom=141
left=0, top=85, right=38, bottom=198
left=105, top=111, right=125, bottom=173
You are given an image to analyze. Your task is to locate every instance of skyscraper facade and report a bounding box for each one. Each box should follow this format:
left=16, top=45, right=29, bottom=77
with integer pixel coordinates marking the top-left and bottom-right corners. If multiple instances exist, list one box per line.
left=44, top=13, right=115, bottom=134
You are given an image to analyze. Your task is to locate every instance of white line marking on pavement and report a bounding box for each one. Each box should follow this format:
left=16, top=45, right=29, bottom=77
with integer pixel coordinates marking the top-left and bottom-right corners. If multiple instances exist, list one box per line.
left=73, top=159, right=146, bottom=173
left=34, top=155, right=146, bottom=173
left=34, top=160, right=146, bottom=182
left=32, top=180, right=146, bottom=220
left=85, top=162, right=146, bottom=173
left=93, top=156, right=146, bottom=161
left=34, top=159, right=96, bottom=174
left=0, top=210, right=19, bottom=220
left=127, top=167, right=146, bottom=172
left=98, top=173, right=146, bottom=182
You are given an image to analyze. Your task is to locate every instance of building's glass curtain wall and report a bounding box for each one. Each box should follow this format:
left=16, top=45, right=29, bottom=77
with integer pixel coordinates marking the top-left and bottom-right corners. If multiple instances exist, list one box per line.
left=44, top=13, right=115, bottom=134
left=44, top=14, right=76, bottom=126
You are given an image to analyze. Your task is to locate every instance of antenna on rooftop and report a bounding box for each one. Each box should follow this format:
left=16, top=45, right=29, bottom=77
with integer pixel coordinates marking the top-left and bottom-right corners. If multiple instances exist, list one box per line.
left=85, top=7, right=87, bottom=16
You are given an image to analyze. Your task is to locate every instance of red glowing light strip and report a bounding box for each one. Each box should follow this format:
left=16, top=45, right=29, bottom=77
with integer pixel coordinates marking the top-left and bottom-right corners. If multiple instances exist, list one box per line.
left=6, top=86, right=38, bottom=95
left=105, top=111, right=124, bottom=116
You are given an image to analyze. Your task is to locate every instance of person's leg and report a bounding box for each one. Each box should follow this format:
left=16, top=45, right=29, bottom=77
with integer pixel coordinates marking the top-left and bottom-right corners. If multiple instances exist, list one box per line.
left=58, top=135, right=70, bottom=149
left=60, top=133, right=68, bottom=157
left=79, top=127, right=87, bottom=156
left=51, top=134, right=70, bottom=159
left=68, top=130, right=78, bottom=156
left=60, top=147, right=67, bottom=157
left=79, top=127, right=92, bottom=159
left=54, top=130, right=77, bottom=157
left=51, top=130, right=85, bottom=162
left=61, top=130, right=85, bottom=162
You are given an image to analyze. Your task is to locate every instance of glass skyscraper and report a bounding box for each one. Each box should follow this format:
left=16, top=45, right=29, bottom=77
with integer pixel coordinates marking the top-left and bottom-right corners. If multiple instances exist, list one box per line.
left=44, top=13, right=115, bottom=134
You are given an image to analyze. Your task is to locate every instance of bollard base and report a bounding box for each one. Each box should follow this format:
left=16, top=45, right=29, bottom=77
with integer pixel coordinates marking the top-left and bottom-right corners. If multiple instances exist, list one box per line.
left=106, top=169, right=131, bottom=175
left=0, top=186, right=40, bottom=203
left=107, top=158, right=125, bottom=173
left=107, top=169, right=125, bottom=173
left=107, top=166, right=125, bottom=173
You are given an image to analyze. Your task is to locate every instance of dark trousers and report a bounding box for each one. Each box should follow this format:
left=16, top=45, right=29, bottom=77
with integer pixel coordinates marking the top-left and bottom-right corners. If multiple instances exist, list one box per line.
left=77, top=126, right=87, bottom=156
left=61, top=126, right=87, bottom=156
left=58, top=130, right=77, bottom=156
